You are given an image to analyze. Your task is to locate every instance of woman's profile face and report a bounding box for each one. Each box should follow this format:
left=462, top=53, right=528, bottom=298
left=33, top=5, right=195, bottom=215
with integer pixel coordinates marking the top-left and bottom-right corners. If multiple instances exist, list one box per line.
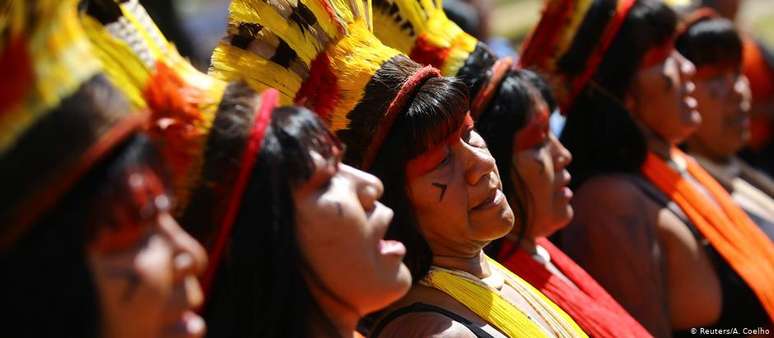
left=406, top=115, right=515, bottom=256
left=511, top=100, right=573, bottom=239
left=690, top=66, right=751, bottom=157
left=631, top=50, right=701, bottom=144
left=88, top=167, right=208, bottom=338
left=293, top=150, right=411, bottom=316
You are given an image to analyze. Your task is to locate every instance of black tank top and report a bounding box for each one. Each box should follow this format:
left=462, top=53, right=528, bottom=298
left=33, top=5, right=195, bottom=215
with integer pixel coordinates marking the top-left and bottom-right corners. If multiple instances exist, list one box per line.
left=370, top=302, right=494, bottom=338
left=626, top=174, right=771, bottom=336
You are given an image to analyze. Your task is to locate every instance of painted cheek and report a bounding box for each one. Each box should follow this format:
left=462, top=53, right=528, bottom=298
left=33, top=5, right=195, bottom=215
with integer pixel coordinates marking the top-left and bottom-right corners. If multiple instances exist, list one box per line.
left=515, top=108, right=549, bottom=151
left=406, top=145, right=447, bottom=179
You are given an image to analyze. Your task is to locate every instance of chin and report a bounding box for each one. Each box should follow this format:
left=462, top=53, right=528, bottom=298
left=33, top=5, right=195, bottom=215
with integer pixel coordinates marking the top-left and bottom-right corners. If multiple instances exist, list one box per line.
left=489, top=210, right=516, bottom=240
left=365, top=268, right=412, bottom=313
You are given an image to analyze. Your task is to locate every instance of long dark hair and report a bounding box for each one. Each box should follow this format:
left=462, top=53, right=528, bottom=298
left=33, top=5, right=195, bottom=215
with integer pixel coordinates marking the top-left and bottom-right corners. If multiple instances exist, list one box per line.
left=363, top=56, right=471, bottom=281
left=201, top=86, right=342, bottom=338
left=559, top=0, right=678, bottom=187
left=475, top=69, right=557, bottom=256
left=0, top=76, right=164, bottom=338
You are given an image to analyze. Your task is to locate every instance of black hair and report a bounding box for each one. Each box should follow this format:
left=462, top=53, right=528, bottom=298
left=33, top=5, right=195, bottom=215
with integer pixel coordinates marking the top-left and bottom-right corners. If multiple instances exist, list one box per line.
left=0, top=75, right=163, bottom=338
left=676, top=16, right=742, bottom=68
left=475, top=69, right=557, bottom=257
left=202, top=85, right=341, bottom=338
left=364, top=56, right=471, bottom=281
left=559, top=0, right=678, bottom=187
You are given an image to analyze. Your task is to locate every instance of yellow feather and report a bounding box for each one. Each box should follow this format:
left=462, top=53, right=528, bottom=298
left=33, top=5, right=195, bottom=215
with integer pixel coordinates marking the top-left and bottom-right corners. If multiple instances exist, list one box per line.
left=326, top=22, right=400, bottom=131
left=0, top=0, right=101, bottom=153
left=371, top=0, right=476, bottom=76
left=211, top=43, right=302, bottom=105
left=549, top=0, right=593, bottom=69
left=81, top=15, right=150, bottom=110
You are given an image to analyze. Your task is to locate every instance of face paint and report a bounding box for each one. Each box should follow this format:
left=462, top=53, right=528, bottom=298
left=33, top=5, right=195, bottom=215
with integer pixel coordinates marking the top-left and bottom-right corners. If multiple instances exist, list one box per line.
left=641, top=39, right=674, bottom=70
left=515, top=105, right=549, bottom=151
left=90, top=168, right=170, bottom=254
left=406, top=114, right=474, bottom=179
left=335, top=201, right=343, bottom=217
left=431, top=182, right=448, bottom=202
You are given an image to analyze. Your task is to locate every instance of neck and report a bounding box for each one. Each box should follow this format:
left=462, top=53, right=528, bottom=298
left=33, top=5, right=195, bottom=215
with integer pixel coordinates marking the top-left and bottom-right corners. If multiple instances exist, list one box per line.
left=646, top=133, right=672, bottom=160
left=307, top=280, right=360, bottom=338
left=685, top=139, right=732, bottom=164
left=517, top=236, right=538, bottom=255
left=433, top=250, right=491, bottom=279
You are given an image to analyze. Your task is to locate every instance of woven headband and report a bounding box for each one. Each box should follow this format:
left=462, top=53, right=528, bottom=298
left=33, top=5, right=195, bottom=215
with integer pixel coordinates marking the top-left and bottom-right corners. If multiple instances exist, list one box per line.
left=470, top=57, right=514, bottom=120
left=361, top=66, right=442, bottom=169
left=201, top=89, right=280, bottom=297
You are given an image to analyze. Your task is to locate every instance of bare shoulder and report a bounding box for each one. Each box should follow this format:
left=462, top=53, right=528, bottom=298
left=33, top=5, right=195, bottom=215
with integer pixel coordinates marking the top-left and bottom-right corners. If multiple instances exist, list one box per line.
left=566, top=174, right=660, bottom=243
left=374, top=312, right=479, bottom=338
left=572, top=174, right=650, bottom=212
left=561, top=174, right=673, bottom=336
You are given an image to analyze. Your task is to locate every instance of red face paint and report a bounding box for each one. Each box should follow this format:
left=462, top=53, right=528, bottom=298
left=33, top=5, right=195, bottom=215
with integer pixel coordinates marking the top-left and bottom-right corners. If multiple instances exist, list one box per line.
left=90, top=167, right=170, bottom=254
left=641, top=39, right=675, bottom=70
left=515, top=105, right=549, bottom=151
left=406, top=114, right=474, bottom=179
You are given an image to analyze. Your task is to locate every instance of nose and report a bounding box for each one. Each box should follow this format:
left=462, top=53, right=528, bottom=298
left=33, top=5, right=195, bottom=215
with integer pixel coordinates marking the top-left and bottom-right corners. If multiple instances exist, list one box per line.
left=549, top=134, right=572, bottom=171
left=462, top=142, right=497, bottom=186
left=734, top=75, right=752, bottom=113
left=163, top=214, right=208, bottom=279
left=161, top=214, right=207, bottom=309
left=342, top=164, right=384, bottom=213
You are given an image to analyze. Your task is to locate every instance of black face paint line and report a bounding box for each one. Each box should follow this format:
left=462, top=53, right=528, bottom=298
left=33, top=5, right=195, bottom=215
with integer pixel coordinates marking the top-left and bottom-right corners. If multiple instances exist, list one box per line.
left=431, top=182, right=448, bottom=202
left=335, top=201, right=343, bottom=217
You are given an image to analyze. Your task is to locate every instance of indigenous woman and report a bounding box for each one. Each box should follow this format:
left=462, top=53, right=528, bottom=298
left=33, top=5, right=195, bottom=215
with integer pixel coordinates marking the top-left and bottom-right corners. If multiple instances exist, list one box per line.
left=370, top=2, right=651, bottom=336
left=676, top=9, right=774, bottom=240
left=0, top=1, right=207, bottom=337
left=81, top=1, right=413, bottom=337
left=210, top=0, right=585, bottom=337
left=519, top=0, right=774, bottom=335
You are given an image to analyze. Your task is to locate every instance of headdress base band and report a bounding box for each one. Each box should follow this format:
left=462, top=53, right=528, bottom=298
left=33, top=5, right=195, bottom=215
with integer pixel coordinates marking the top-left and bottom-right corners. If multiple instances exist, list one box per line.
left=201, top=89, right=279, bottom=298
left=361, top=66, right=442, bottom=170
left=470, top=57, right=513, bottom=120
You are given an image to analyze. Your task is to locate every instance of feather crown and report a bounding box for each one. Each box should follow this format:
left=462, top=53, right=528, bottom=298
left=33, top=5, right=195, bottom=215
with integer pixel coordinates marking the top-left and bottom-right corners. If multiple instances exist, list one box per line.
left=210, top=0, right=444, bottom=169
left=0, top=0, right=145, bottom=250
left=518, top=0, right=636, bottom=113
left=80, top=0, right=281, bottom=238
left=371, top=0, right=480, bottom=78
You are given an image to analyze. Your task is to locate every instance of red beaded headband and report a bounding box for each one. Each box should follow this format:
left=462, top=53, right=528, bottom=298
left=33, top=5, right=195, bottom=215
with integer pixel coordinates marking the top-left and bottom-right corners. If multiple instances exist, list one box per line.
left=470, top=57, right=514, bottom=120
left=201, top=89, right=280, bottom=297
left=361, top=66, right=442, bottom=169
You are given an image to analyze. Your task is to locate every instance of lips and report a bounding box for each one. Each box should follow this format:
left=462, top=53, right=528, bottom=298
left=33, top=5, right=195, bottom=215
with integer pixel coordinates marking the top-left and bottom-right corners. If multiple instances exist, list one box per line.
left=164, top=311, right=205, bottom=338
left=472, top=189, right=505, bottom=211
left=372, top=204, right=405, bottom=258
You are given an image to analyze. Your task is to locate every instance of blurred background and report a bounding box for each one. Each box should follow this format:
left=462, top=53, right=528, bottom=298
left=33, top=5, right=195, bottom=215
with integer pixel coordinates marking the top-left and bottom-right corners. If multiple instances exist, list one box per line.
left=145, top=0, right=774, bottom=70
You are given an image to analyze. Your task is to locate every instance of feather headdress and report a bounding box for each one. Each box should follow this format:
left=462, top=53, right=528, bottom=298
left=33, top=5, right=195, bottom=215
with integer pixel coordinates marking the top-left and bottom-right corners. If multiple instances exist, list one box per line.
left=518, top=0, right=636, bottom=113
left=371, top=0, right=480, bottom=78
left=0, top=0, right=145, bottom=250
left=210, top=0, right=444, bottom=169
left=370, top=0, right=512, bottom=118
left=80, top=0, right=283, bottom=296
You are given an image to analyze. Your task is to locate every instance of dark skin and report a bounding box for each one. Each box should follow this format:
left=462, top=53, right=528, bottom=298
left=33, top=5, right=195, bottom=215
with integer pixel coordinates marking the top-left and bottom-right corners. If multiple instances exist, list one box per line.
left=562, top=173, right=723, bottom=337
